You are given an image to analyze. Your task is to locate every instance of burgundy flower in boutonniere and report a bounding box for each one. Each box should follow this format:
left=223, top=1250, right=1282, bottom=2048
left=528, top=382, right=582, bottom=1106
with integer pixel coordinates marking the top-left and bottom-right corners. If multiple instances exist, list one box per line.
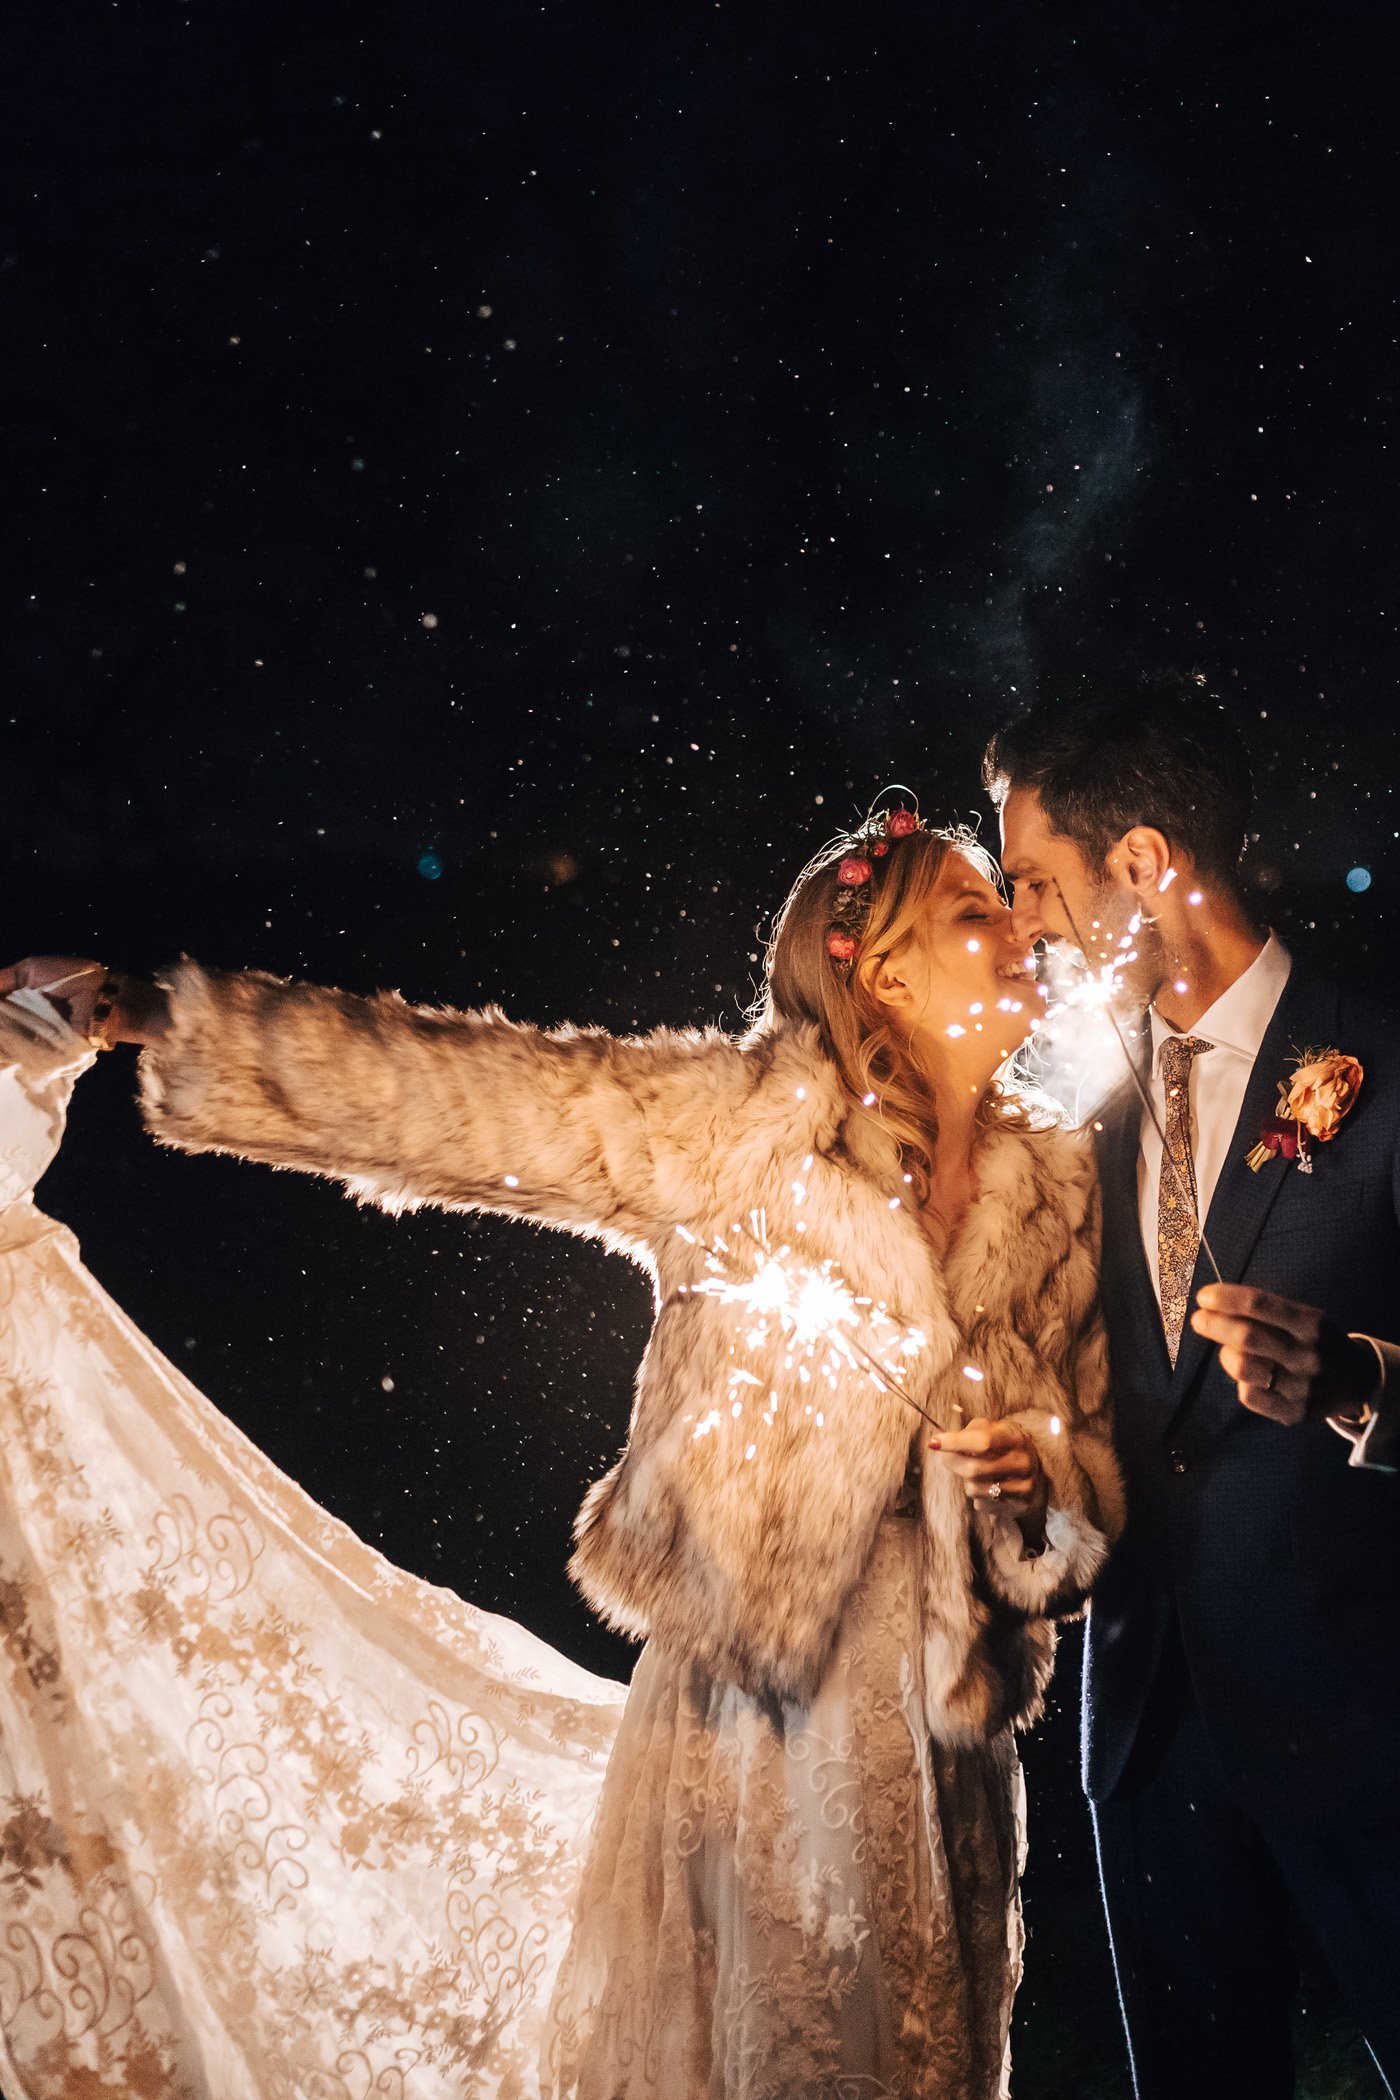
left=1246, top=1114, right=1305, bottom=1174
left=1245, top=1048, right=1364, bottom=1175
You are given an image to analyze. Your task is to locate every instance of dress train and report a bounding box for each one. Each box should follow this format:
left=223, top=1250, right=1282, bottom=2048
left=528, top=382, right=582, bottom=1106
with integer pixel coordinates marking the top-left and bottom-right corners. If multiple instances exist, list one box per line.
left=0, top=992, right=626, bottom=2099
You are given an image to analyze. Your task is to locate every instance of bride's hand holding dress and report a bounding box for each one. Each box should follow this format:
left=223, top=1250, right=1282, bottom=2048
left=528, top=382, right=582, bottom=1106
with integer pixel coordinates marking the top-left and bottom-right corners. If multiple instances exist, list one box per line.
left=0, top=955, right=169, bottom=1048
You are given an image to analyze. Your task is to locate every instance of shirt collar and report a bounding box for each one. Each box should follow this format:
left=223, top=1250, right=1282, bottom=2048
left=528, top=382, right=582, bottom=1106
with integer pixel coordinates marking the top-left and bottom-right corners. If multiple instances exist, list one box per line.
left=1148, top=931, right=1292, bottom=1069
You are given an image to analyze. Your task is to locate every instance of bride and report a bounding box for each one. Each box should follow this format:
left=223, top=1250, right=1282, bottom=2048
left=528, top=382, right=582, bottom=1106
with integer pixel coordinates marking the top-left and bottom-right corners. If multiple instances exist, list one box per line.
left=0, top=808, right=1121, bottom=2100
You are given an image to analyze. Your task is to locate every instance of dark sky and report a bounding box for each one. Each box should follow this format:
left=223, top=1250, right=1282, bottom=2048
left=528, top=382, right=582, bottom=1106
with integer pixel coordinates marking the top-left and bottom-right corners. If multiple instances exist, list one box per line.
left=6, top=4, right=1399, bottom=2092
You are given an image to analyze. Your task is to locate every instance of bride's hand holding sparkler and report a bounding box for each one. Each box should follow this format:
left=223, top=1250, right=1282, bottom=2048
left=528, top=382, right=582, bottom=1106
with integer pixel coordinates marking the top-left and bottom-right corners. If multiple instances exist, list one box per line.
left=1189, top=1282, right=1380, bottom=1428
left=931, top=1417, right=1049, bottom=1535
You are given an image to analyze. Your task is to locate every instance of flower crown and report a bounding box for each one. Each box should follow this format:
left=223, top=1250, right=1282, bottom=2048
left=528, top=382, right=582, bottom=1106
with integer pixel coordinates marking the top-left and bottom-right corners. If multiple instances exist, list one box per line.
left=824, top=804, right=926, bottom=973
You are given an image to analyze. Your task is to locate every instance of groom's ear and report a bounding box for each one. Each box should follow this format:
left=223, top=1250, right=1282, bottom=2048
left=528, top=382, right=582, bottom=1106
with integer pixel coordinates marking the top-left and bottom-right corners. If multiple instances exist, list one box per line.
left=1109, top=826, right=1174, bottom=898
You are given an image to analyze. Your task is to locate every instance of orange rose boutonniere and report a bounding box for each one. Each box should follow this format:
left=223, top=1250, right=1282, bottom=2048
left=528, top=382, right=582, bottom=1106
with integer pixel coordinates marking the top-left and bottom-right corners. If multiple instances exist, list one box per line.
left=1246, top=1048, right=1364, bottom=1175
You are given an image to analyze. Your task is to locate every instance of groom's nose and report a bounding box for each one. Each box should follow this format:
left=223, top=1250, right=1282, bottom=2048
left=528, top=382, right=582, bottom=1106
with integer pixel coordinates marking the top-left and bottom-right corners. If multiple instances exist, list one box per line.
left=1010, top=890, right=1048, bottom=947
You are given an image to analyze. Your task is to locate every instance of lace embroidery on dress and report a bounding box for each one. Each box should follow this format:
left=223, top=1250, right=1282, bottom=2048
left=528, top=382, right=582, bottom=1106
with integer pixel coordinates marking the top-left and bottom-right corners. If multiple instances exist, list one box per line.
left=542, top=1512, right=1025, bottom=2100
left=0, top=1012, right=629, bottom=2099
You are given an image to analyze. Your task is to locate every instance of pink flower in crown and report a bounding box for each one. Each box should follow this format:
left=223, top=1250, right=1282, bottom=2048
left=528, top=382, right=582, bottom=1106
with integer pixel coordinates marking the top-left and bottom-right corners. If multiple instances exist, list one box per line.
left=837, top=856, right=872, bottom=887
left=885, top=808, right=919, bottom=838
left=826, top=930, right=859, bottom=961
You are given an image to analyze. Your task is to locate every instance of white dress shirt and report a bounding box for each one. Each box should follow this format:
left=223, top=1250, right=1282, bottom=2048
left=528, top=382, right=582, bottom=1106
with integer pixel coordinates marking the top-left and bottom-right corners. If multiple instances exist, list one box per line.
left=1136, top=933, right=1293, bottom=1303
left=1134, top=931, right=1394, bottom=1470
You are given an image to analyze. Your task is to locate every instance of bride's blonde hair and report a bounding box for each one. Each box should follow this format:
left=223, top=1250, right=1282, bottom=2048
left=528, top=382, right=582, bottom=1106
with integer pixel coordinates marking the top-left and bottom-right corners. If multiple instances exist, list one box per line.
left=748, top=820, right=1033, bottom=1206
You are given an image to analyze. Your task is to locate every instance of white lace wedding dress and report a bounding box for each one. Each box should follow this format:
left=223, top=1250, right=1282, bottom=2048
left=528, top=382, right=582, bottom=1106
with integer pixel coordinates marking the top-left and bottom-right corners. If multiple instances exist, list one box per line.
left=0, top=994, right=1024, bottom=2100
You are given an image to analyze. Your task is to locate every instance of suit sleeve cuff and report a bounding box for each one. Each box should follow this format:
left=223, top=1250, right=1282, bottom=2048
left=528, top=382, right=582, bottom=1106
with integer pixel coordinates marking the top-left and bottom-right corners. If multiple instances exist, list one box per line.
left=1326, top=1336, right=1400, bottom=1473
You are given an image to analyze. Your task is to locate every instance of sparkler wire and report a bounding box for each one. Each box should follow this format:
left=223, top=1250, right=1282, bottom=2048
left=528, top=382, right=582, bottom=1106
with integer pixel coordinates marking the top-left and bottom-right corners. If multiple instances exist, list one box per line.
left=1050, top=880, right=1223, bottom=1285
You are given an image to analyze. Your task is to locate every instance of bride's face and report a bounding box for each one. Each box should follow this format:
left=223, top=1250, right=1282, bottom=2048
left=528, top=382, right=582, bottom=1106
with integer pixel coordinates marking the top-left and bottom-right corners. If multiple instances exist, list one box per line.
left=871, top=853, right=1040, bottom=1064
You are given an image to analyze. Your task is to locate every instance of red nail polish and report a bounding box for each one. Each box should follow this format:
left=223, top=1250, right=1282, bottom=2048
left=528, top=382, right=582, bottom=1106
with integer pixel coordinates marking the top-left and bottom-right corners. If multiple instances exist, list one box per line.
left=928, top=1438, right=941, bottom=1450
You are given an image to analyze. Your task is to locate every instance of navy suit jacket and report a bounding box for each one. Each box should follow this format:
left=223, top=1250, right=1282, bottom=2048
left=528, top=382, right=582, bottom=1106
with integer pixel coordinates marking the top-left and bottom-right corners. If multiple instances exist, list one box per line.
left=1084, top=961, right=1400, bottom=1810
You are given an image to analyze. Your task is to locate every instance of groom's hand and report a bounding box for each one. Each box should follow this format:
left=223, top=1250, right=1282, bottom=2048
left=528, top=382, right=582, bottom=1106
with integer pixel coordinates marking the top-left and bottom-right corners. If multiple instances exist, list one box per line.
left=1189, top=1283, right=1379, bottom=1425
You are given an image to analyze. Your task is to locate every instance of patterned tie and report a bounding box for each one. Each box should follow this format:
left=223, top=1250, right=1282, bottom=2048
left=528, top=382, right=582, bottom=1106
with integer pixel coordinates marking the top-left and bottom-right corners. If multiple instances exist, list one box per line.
left=1157, top=1034, right=1212, bottom=1364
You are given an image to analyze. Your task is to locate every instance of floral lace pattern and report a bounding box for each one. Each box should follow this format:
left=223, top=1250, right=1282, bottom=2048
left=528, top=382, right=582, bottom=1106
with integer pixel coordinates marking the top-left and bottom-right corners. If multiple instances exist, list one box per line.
left=543, top=1516, right=1024, bottom=2100
left=0, top=1026, right=628, bottom=2099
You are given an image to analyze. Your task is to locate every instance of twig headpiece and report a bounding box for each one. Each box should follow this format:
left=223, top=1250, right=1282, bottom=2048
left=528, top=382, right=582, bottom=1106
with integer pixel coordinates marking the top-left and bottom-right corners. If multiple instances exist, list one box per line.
left=824, top=800, right=927, bottom=975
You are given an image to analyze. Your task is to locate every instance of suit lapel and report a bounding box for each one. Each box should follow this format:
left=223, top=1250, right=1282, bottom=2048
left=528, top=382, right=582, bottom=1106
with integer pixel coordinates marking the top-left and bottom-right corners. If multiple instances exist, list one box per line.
left=1168, top=966, right=1342, bottom=1401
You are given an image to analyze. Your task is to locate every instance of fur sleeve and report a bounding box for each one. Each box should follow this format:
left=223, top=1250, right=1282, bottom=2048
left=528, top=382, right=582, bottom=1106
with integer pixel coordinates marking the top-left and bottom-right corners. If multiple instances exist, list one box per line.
left=977, top=1152, right=1126, bottom=1619
left=140, top=962, right=737, bottom=1247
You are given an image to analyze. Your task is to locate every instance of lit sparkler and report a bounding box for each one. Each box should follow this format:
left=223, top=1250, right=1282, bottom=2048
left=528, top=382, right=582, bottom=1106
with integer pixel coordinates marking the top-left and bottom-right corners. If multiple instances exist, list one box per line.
left=1027, top=933, right=1139, bottom=1127
left=1047, top=879, right=1223, bottom=1285
left=673, top=1209, right=968, bottom=1439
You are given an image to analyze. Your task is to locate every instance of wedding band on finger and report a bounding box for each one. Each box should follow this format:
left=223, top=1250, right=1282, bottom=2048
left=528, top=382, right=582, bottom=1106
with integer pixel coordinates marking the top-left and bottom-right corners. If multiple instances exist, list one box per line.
left=987, top=1483, right=1002, bottom=1500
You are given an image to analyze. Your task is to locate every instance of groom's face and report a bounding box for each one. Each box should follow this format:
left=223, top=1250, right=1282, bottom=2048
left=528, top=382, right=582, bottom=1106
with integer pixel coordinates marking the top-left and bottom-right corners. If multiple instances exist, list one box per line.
left=998, top=787, right=1136, bottom=971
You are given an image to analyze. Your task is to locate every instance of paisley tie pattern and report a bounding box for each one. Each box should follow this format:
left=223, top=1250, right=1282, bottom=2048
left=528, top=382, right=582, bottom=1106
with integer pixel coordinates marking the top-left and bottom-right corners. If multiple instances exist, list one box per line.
left=1157, top=1033, right=1212, bottom=1363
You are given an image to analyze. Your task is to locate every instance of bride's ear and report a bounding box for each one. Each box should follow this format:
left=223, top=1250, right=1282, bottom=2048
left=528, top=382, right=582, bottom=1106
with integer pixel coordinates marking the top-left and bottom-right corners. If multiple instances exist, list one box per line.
left=868, top=954, right=911, bottom=1017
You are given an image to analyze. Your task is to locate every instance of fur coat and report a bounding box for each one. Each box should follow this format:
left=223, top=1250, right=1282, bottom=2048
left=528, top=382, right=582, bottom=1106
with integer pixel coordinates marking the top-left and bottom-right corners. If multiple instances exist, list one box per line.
left=141, top=963, right=1125, bottom=1746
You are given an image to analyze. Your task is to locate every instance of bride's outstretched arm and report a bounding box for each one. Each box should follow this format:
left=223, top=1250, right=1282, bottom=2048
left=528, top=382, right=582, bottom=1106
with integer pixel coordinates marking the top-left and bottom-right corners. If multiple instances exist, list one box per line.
left=131, top=960, right=727, bottom=1247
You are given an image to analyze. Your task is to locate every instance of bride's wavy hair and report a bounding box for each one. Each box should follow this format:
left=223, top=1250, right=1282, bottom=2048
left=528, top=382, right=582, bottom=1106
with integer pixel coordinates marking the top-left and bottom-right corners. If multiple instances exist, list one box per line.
left=748, top=817, right=1039, bottom=1208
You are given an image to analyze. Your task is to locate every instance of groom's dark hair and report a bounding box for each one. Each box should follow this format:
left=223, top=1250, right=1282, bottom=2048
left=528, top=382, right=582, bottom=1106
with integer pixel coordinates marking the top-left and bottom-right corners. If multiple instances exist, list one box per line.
left=981, top=679, right=1254, bottom=892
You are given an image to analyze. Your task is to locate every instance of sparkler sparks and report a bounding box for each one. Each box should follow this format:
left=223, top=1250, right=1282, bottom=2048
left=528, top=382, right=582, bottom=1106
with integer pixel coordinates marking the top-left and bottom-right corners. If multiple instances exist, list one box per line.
left=673, top=1211, right=960, bottom=1440
left=1026, top=933, right=1141, bottom=1125
left=1045, top=879, right=1223, bottom=1285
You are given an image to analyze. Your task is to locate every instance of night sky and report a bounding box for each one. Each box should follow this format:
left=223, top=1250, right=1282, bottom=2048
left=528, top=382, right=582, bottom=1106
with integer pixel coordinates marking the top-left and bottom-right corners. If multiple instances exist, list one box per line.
left=7, top=5, right=1399, bottom=2093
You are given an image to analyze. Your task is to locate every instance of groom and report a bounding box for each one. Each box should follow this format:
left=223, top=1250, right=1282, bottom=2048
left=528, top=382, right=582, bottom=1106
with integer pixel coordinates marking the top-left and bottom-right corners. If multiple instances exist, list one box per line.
left=985, top=686, right=1400, bottom=2100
